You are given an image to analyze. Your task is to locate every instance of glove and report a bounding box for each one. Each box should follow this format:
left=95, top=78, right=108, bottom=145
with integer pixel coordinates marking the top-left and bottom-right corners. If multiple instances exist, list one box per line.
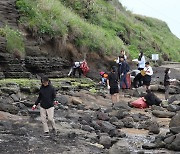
left=107, top=85, right=110, bottom=90
left=54, top=101, right=59, bottom=105
left=32, top=105, right=37, bottom=110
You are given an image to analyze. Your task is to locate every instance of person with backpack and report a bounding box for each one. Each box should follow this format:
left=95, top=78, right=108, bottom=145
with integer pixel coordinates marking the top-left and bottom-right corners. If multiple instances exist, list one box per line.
left=107, top=66, right=119, bottom=106
left=119, top=56, right=130, bottom=89
left=32, top=77, right=57, bottom=137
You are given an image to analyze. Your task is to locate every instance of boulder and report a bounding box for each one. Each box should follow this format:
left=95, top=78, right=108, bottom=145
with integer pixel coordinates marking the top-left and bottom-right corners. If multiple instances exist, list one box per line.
left=81, top=125, right=95, bottom=132
left=152, top=110, right=175, bottom=118
left=148, top=121, right=160, bottom=134
left=109, top=140, right=130, bottom=154
left=166, top=133, right=180, bottom=151
left=169, top=111, right=180, bottom=134
left=99, top=135, right=112, bottom=148
left=10, top=94, right=20, bottom=102
left=133, top=87, right=146, bottom=97
left=122, top=117, right=134, bottom=128
left=112, top=120, right=124, bottom=129
left=142, top=143, right=157, bottom=149
left=168, top=94, right=180, bottom=104
left=71, top=97, right=83, bottom=105
left=97, top=112, right=110, bottom=121
left=98, top=121, right=116, bottom=133
left=167, top=104, right=180, bottom=112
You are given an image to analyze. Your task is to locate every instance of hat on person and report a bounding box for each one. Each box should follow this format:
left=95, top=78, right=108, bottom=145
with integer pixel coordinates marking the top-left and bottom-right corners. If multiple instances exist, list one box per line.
left=99, top=71, right=105, bottom=76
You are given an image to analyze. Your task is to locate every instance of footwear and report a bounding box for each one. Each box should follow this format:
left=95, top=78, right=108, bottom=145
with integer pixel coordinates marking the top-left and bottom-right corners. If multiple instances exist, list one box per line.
left=43, top=132, right=50, bottom=137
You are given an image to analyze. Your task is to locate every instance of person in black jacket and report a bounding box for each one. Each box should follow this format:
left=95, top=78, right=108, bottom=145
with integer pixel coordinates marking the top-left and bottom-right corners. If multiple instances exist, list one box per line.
left=119, top=56, right=129, bottom=89
left=32, top=77, right=57, bottom=136
left=144, top=90, right=162, bottom=106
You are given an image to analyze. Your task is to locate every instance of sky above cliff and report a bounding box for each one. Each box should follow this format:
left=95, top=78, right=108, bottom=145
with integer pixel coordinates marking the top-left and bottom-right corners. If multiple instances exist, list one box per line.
left=119, top=0, right=180, bottom=39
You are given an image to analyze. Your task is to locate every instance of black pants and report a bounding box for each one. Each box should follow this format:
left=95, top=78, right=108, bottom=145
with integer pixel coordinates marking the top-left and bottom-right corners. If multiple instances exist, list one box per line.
left=133, top=73, right=143, bottom=88
left=72, top=67, right=82, bottom=77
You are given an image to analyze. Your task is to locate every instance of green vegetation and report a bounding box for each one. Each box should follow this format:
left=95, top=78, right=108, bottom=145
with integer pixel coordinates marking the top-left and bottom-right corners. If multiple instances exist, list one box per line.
left=0, top=26, right=25, bottom=57
left=16, top=0, right=180, bottom=61
left=0, top=78, right=96, bottom=92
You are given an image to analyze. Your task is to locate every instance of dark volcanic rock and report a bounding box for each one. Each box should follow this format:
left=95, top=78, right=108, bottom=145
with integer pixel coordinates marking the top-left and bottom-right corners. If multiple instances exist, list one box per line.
left=122, top=117, right=134, bottom=128
left=152, top=110, right=175, bottom=118
left=148, top=121, right=160, bottom=134
left=98, top=121, right=116, bottom=133
left=99, top=135, right=112, bottom=148
left=142, top=143, right=157, bottom=149
left=169, top=111, right=180, bottom=134
left=166, top=133, right=180, bottom=151
left=167, top=104, right=180, bottom=112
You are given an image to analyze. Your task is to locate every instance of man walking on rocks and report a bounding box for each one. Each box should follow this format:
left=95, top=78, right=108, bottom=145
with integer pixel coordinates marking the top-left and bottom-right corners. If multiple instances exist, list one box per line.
left=32, top=76, right=57, bottom=137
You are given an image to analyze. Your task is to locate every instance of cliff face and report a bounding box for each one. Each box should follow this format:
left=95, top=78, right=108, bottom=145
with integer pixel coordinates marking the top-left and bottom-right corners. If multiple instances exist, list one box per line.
left=0, top=0, right=180, bottom=79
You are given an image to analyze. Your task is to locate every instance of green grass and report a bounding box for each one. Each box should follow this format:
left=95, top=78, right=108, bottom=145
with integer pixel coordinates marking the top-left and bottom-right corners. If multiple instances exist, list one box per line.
left=16, top=0, right=180, bottom=61
left=0, top=26, right=25, bottom=57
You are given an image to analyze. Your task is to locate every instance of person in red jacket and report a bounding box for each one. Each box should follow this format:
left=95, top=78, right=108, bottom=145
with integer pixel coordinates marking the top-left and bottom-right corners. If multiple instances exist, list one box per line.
left=32, top=76, right=57, bottom=137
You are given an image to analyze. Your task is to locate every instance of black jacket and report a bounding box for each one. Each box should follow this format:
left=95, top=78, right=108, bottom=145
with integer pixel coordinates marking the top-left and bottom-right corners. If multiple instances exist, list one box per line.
left=35, top=84, right=56, bottom=109
left=164, top=73, right=170, bottom=86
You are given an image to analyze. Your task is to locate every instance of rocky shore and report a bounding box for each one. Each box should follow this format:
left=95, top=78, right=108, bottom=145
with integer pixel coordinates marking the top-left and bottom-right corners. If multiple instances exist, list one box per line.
left=0, top=78, right=180, bottom=154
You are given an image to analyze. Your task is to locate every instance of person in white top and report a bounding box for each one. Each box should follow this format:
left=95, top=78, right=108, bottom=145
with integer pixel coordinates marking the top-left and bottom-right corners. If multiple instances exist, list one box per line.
left=143, top=62, right=153, bottom=89
left=138, top=52, right=145, bottom=70
left=68, top=61, right=83, bottom=77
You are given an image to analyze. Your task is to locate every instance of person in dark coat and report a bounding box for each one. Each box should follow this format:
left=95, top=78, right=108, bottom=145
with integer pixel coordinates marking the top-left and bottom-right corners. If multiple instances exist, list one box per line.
left=32, top=76, right=57, bottom=136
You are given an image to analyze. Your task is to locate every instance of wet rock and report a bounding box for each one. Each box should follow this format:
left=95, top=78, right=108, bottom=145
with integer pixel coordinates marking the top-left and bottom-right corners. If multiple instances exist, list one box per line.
left=167, top=104, right=180, bottom=112
left=122, top=117, right=134, bottom=128
left=148, top=121, right=160, bottom=134
left=97, top=111, right=110, bottom=121
left=152, top=110, right=175, bottom=118
left=71, top=97, right=83, bottom=105
left=98, top=121, right=116, bottom=133
left=142, top=143, right=157, bottom=149
left=109, top=140, right=130, bottom=154
left=99, top=135, right=112, bottom=148
left=169, top=111, right=180, bottom=134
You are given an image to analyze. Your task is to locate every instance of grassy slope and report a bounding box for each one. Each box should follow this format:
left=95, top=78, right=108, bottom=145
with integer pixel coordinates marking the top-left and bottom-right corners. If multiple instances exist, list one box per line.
left=16, top=0, right=180, bottom=61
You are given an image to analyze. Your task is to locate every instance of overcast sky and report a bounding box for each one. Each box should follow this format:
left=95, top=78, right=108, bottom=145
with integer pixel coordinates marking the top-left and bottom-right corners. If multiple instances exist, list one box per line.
left=119, top=0, right=180, bottom=39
